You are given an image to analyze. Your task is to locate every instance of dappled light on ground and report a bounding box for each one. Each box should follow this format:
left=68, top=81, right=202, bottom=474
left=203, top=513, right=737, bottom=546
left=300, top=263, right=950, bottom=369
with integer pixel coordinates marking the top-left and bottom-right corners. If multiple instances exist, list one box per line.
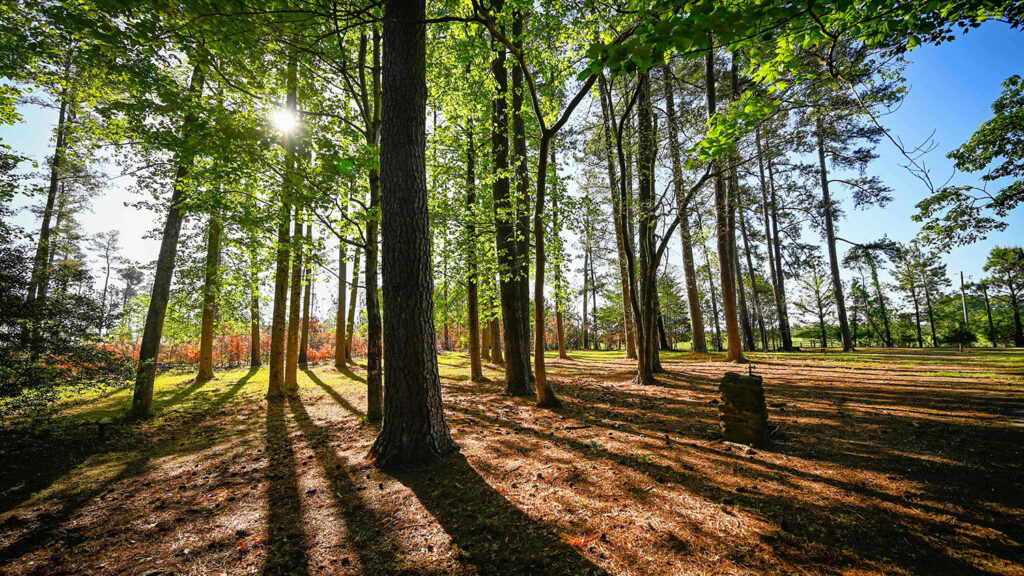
left=1, top=349, right=1022, bottom=575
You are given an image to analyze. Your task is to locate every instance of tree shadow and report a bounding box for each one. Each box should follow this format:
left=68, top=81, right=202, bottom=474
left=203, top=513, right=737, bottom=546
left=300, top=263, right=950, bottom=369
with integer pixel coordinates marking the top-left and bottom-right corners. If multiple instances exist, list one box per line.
left=263, top=398, right=310, bottom=576
left=390, top=452, right=611, bottom=576
left=286, top=394, right=401, bottom=574
left=302, top=368, right=366, bottom=419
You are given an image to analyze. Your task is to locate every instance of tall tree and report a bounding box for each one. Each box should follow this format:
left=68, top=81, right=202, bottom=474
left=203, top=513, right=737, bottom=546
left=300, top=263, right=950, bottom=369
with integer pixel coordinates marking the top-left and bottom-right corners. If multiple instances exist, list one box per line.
left=370, top=0, right=457, bottom=465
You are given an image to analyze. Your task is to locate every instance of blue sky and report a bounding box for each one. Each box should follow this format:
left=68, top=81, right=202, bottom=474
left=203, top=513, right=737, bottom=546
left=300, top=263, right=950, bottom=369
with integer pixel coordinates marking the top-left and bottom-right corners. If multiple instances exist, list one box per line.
left=3, top=21, right=1023, bottom=298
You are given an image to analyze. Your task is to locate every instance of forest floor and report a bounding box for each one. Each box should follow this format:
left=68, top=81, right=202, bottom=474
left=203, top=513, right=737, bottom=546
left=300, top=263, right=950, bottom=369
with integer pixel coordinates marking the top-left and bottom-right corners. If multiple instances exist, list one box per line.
left=1, top=348, right=1023, bottom=576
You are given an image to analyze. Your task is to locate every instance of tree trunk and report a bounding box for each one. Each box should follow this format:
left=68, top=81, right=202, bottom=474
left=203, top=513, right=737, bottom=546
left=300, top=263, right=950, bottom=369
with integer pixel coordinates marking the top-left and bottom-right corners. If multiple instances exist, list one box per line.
left=489, top=315, right=504, bottom=365
left=28, top=92, right=69, bottom=306
left=634, top=71, right=660, bottom=384
left=869, top=259, right=892, bottom=347
left=739, top=209, right=767, bottom=350
left=481, top=318, right=492, bottom=362
left=364, top=29, right=384, bottom=422
left=129, top=65, right=205, bottom=419
left=756, top=129, right=792, bottom=351
left=981, top=283, right=997, bottom=346
left=345, top=245, right=361, bottom=361
left=250, top=289, right=262, bottom=367
left=197, top=215, right=221, bottom=382
left=598, top=75, right=638, bottom=359
left=269, top=55, right=299, bottom=397
left=705, top=44, right=743, bottom=362
left=299, top=223, right=313, bottom=366
left=1010, top=288, right=1024, bottom=347
left=766, top=152, right=794, bottom=350
left=465, top=121, right=485, bottom=383
left=335, top=235, right=347, bottom=369
left=490, top=24, right=531, bottom=396
left=815, top=120, right=854, bottom=351
left=923, top=284, right=938, bottom=346
left=370, top=0, right=458, bottom=464
left=512, top=10, right=533, bottom=381
left=910, top=279, right=923, bottom=347
left=661, top=64, right=707, bottom=354
left=284, top=209, right=304, bottom=392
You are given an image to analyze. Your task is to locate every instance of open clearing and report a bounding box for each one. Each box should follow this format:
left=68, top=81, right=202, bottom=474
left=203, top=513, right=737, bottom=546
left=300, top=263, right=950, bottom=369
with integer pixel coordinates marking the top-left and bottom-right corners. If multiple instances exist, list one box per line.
left=2, top=349, right=1023, bottom=576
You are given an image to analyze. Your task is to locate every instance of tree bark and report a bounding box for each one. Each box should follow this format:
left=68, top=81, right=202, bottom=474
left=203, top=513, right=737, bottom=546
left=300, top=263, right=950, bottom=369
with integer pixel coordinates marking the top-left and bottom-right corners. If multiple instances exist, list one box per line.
left=598, top=75, right=638, bottom=358
left=299, top=223, right=313, bottom=366
left=739, top=208, right=767, bottom=350
left=756, top=129, right=793, bottom=350
left=250, top=289, right=262, bottom=367
left=489, top=315, right=504, bottom=365
left=129, top=65, right=205, bottom=419
left=815, top=119, right=854, bottom=351
left=371, top=0, right=458, bottom=465
left=490, top=24, right=531, bottom=396
left=28, top=90, right=69, bottom=306
left=364, top=29, right=384, bottom=422
left=705, top=44, right=744, bottom=362
left=465, top=120, right=485, bottom=383
left=661, top=64, right=707, bottom=354
left=197, top=215, right=221, bottom=382
left=334, top=234, right=347, bottom=369
left=284, top=209, right=304, bottom=392
left=345, top=245, right=361, bottom=361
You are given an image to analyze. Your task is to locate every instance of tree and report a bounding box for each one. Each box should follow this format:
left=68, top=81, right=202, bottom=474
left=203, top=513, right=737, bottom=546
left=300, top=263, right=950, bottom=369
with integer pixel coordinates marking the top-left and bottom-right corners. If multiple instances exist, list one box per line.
left=370, top=0, right=458, bottom=465
left=917, top=75, right=1024, bottom=247
left=983, top=246, right=1024, bottom=347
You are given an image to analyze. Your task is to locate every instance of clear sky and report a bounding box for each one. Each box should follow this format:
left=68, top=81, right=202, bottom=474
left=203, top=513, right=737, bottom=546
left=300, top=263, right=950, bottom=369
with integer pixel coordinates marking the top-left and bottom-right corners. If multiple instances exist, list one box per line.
left=3, top=21, right=1023, bottom=300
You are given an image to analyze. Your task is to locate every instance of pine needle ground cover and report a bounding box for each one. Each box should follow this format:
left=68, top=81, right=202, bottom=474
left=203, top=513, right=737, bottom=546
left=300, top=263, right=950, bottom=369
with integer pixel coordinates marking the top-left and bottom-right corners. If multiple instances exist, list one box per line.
left=1, top=349, right=1022, bottom=576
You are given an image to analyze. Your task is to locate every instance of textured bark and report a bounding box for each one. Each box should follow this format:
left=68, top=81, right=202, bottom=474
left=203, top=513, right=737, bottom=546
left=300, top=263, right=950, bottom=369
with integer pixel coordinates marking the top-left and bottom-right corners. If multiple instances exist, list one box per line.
left=481, top=317, right=492, bottom=362
left=815, top=120, right=854, bottom=351
left=364, top=30, right=384, bottom=422
left=370, top=0, right=458, bottom=465
left=490, top=24, right=531, bottom=396
left=129, top=65, right=205, bottom=419
left=511, top=11, right=533, bottom=379
left=634, top=72, right=659, bottom=384
left=284, top=209, right=304, bottom=393
left=705, top=45, right=743, bottom=362
left=662, top=65, right=707, bottom=354
left=197, top=215, right=221, bottom=382
left=598, top=76, right=638, bottom=358
left=298, top=223, right=312, bottom=366
left=465, top=122, right=485, bottom=383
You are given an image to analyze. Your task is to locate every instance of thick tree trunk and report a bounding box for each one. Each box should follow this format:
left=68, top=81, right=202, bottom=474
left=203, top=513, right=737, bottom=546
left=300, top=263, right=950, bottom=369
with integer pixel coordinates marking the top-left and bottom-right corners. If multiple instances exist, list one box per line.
left=129, top=65, right=205, bottom=419
left=364, top=30, right=384, bottom=421
left=634, top=71, right=660, bottom=384
left=705, top=45, right=743, bottom=362
left=490, top=24, right=531, bottom=396
left=532, top=135, right=560, bottom=406
left=197, top=215, right=221, bottom=382
left=465, top=122, right=485, bottom=383
left=598, top=75, right=638, bottom=359
left=366, top=170, right=383, bottom=421
left=511, top=11, right=533, bottom=380
left=662, top=65, right=707, bottom=354
left=371, top=0, right=458, bottom=464
left=481, top=316, right=492, bottom=362
left=284, top=209, right=304, bottom=392
left=815, top=120, right=854, bottom=351
left=299, top=224, right=313, bottom=366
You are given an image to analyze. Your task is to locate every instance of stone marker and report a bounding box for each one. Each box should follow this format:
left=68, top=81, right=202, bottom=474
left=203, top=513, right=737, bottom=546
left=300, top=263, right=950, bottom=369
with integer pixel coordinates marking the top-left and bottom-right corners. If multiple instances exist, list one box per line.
left=718, top=372, right=769, bottom=448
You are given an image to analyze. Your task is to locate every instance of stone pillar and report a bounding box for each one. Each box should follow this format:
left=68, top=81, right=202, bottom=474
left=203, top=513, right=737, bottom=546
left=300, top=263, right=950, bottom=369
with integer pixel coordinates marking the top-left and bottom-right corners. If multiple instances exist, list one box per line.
left=718, top=372, right=770, bottom=448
